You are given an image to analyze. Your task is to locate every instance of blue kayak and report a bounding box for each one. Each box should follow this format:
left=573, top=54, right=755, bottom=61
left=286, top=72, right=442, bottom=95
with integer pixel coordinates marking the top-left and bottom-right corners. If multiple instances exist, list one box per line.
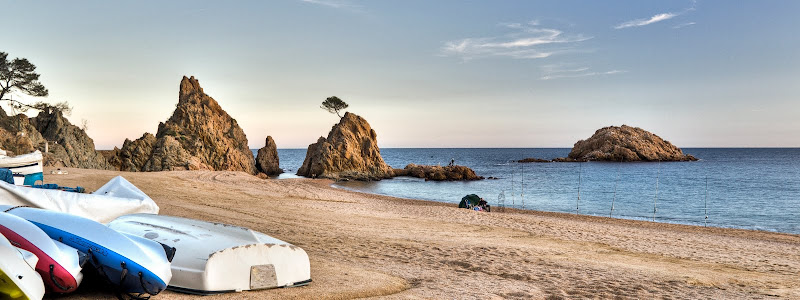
left=1, top=206, right=172, bottom=295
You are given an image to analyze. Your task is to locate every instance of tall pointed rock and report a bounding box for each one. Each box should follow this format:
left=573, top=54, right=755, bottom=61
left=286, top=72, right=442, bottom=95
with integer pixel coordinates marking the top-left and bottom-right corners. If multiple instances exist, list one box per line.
left=108, top=76, right=257, bottom=173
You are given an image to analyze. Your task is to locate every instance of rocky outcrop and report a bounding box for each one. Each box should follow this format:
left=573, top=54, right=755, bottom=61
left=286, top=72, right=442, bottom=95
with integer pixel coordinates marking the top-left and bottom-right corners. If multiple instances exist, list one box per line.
left=561, top=125, right=697, bottom=162
left=0, top=107, right=111, bottom=169
left=107, top=76, right=257, bottom=173
left=297, top=112, right=393, bottom=181
left=30, top=108, right=112, bottom=169
left=105, top=133, right=156, bottom=171
left=0, top=113, right=45, bottom=156
left=400, top=164, right=483, bottom=181
left=255, top=136, right=282, bottom=175
left=518, top=158, right=551, bottom=163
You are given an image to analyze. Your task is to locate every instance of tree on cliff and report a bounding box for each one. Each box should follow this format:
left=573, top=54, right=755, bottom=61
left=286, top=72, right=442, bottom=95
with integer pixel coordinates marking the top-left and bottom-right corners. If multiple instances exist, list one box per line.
left=0, top=52, right=71, bottom=116
left=1, top=52, right=49, bottom=103
left=321, top=96, right=348, bottom=118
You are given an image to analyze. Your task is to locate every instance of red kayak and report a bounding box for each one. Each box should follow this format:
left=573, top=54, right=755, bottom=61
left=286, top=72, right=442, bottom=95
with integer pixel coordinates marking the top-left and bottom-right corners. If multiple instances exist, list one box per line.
left=0, top=212, right=84, bottom=293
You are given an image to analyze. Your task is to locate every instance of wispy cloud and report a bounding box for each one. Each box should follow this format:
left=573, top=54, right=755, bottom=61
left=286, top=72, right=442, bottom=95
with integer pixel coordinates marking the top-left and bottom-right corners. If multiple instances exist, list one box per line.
left=441, top=21, right=591, bottom=61
left=299, top=0, right=362, bottom=11
left=614, top=13, right=677, bottom=29
left=539, top=66, right=626, bottom=80
left=672, top=22, right=696, bottom=29
left=614, top=1, right=697, bottom=30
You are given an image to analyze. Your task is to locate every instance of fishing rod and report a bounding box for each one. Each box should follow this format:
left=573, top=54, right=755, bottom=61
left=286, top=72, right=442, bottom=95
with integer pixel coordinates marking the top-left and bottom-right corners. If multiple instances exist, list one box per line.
left=653, top=160, right=660, bottom=221
left=610, top=162, right=620, bottom=217
left=576, top=162, right=582, bottom=215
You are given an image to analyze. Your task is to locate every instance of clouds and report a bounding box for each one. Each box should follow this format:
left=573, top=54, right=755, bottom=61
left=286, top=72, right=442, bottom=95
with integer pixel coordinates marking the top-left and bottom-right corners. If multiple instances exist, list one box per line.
left=614, top=1, right=696, bottom=29
left=540, top=68, right=626, bottom=80
left=614, top=13, right=678, bottom=29
left=299, top=0, right=363, bottom=12
left=441, top=21, right=592, bottom=61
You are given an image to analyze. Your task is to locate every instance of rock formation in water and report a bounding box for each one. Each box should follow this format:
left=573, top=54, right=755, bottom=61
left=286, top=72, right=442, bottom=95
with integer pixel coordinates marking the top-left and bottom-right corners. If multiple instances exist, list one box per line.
left=398, top=164, right=483, bottom=181
left=256, top=136, right=282, bottom=175
left=560, top=125, right=697, bottom=162
left=0, top=107, right=111, bottom=169
left=297, top=112, right=393, bottom=181
left=517, top=158, right=551, bottom=163
left=107, top=76, right=257, bottom=173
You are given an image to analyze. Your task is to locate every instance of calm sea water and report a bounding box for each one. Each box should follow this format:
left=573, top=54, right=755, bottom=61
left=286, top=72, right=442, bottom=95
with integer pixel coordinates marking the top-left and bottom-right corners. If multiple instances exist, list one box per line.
left=263, top=148, right=800, bottom=235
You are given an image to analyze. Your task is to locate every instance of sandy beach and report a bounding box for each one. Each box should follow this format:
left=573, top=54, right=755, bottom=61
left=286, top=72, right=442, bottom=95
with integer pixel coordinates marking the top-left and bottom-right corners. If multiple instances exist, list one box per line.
left=43, top=167, right=800, bottom=299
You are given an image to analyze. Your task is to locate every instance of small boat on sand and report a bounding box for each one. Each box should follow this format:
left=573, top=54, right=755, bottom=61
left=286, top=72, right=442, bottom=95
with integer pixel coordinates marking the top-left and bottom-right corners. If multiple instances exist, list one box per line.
left=1, top=206, right=172, bottom=296
left=0, top=233, right=45, bottom=300
left=0, top=212, right=84, bottom=293
left=108, top=214, right=311, bottom=295
left=0, top=150, right=44, bottom=186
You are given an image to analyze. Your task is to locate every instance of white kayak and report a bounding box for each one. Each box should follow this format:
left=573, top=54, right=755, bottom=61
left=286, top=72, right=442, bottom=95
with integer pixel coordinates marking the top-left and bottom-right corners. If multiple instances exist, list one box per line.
left=0, top=176, right=159, bottom=223
left=0, top=212, right=84, bottom=293
left=0, top=233, right=45, bottom=300
left=108, top=214, right=311, bottom=295
left=1, top=206, right=173, bottom=296
left=0, top=150, right=43, bottom=186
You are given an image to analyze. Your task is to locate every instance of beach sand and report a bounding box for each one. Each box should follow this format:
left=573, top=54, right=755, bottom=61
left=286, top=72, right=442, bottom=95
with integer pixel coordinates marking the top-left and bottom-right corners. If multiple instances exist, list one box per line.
left=43, top=167, right=800, bottom=299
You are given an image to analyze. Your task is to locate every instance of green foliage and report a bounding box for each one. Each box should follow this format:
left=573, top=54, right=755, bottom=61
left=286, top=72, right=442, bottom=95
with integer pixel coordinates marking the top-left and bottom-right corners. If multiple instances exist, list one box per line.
left=0, top=52, right=49, bottom=101
left=0, top=51, right=71, bottom=116
left=320, top=96, right=349, bottom=118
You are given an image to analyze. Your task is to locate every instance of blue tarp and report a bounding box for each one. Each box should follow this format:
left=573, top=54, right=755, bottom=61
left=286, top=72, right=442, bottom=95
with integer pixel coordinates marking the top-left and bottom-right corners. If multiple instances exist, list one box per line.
left=0, top=169, right=13, bottom=184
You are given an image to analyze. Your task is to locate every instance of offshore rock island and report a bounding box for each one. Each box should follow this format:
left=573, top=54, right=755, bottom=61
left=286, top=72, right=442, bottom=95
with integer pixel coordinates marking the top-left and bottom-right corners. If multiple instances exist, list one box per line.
left=520, top=125, right=698, bottom=163
left=297, top=112, right=394, bottom=181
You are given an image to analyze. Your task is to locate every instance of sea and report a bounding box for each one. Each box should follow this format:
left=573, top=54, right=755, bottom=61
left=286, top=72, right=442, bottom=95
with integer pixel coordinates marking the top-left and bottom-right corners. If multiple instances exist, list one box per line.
left=261, top=148, right=800, bottom=235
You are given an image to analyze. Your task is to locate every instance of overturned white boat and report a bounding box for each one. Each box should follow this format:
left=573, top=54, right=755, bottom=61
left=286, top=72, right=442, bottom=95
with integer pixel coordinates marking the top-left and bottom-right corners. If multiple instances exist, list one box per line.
left=0, top=176, right=158, bottom=223
left=1, top=233, right=45, bottom=300
left=108, top=214, right=311, bottom=295
left=0, top=150, right=44, bottom=186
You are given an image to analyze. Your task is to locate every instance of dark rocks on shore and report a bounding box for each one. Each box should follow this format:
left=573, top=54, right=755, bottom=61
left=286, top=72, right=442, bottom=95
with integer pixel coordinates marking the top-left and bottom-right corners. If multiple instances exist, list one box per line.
left=556, top=125, right=698, bottom=162
left=107, top=76, right=257, bottom=173
left=400, top=163, right=483, bottom=181
left=256, top=136, right=282, bottom=176
left=297, top=112, right=394, bottom=181
left=0, top=106, right=111, bottom=169
left=517, top=158, right=551, bottom=163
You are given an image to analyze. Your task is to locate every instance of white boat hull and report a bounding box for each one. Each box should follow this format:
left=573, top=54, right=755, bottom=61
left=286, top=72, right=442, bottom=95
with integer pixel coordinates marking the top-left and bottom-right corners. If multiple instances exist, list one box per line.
left=0, top=212, right=84, bottom=293
left=0, top=150, right=44, bottom=186
left=108, top=214, right=311, bottom=294
left=0, top=233, right=45, bottom=300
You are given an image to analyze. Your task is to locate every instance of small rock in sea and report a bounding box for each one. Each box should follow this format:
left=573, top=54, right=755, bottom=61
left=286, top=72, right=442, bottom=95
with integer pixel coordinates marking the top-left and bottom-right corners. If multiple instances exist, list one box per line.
left=517, top=158, right=551, bottom=163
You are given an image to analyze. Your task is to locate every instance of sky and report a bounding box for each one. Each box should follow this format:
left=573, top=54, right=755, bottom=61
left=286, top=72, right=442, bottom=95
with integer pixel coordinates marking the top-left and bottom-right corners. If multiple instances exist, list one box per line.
left=2, top=0, right=799, bottom=149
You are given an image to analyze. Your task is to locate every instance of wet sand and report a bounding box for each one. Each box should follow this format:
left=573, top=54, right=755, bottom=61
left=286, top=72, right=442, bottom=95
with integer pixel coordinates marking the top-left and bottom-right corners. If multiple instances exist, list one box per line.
left=44, top=167, right=800, bottom=299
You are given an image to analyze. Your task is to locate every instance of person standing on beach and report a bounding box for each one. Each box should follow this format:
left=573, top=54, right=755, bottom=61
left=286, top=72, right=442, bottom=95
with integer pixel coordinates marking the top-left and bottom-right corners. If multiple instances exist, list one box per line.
left=449, top=158, right=455, bottom=166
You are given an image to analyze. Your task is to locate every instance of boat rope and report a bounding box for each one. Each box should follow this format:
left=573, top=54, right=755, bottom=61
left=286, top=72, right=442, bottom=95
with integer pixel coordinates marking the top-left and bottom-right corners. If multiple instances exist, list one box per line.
left=49, top=264, right=73, bottom=291
left=86, top=249, right=153, bottom=300
left=138, top=271, right=161, bottom=296
left=3, top=205, right=29, bottom=213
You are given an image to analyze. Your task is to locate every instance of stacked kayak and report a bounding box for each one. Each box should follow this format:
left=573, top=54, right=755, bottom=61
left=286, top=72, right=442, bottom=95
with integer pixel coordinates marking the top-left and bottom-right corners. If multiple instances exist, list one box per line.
left=109, top=214, right=311, bottom=294
left=0, top=232, right=45, bottom=300
left=1, top=206, right=173, bottom=296
left=0, top=212, right=84, bottom=293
